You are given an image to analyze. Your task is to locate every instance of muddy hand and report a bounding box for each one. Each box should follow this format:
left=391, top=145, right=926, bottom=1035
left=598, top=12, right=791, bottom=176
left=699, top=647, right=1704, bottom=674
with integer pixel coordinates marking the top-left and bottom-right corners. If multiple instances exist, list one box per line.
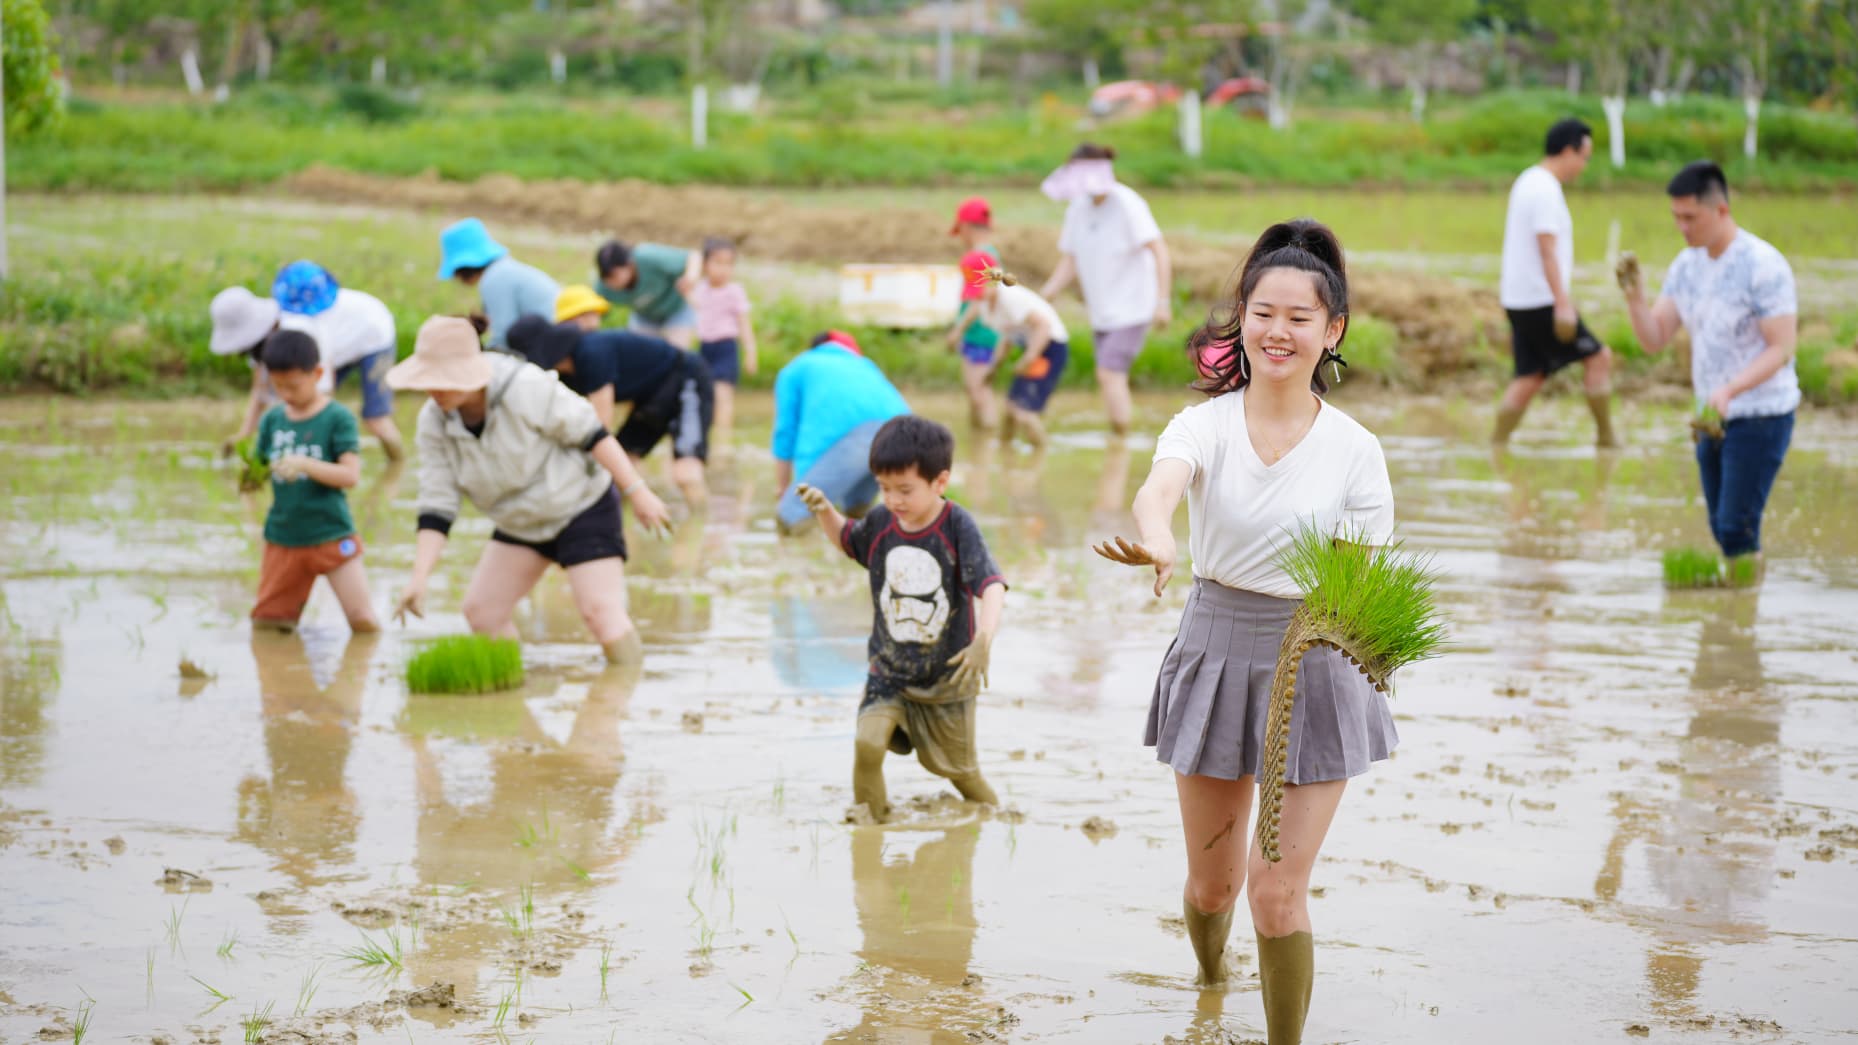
left=947, top=633, right=993, bottom=693
left=1614, top=251, right=1642, bottom=297
left=393, top=584, right=425, bottom=626
left=1552, top=302, right=1578, bottom=344
left=270, top=455, right=311, bottom=482
left=628, top=485, right=674, bottom=538
left=1092, top=535, right=1174, bottom=597
left=796, top=483, right=833, bottom=515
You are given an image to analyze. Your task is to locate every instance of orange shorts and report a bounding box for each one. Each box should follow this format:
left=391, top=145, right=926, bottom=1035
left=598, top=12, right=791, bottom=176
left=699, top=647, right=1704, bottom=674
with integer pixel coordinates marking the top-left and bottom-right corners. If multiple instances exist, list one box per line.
left=253, top=536, right=363, bottom=625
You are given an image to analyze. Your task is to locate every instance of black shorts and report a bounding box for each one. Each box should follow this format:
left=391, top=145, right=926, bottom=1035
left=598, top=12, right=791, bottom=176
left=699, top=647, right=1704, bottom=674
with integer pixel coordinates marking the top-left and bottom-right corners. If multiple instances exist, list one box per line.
left=698, top=338, right=740, bottom=386
left=490, top=485, right=627, bottom=566
left=1507, top=305, right=1604, bottom=378
left=616, top=353, right=715, bottom=462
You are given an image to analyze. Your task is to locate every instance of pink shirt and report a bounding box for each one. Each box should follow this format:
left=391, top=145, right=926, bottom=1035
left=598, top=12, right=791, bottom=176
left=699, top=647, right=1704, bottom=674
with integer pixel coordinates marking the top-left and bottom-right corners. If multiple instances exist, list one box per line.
left=691, top=281, right=751, bottom=343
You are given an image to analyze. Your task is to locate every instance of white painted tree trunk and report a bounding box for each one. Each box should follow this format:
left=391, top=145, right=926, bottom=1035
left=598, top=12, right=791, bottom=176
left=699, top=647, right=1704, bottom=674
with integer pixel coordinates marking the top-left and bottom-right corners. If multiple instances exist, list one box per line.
left=1177, top=90, right=1203, bottom=158
left=1743, top=94, right=1760, bottom=160
left=550, top=49, right=567, bottom=84
left=691, top=83, right=709, bottom=148
left=1602, top=94, right=1626, bottom=169
left=725, top=83, right=760, bottom=112
left=1649, top=89, right=1667, bottom=107
left=1409, top=81, right=1427, bottom=122
left=371, top=55, right=387, bottom=86
left=256, top=37, right=272, bottom=82
left=935, top=0, right=953, bottom=88
left=1082, top=57, right=1099, bottom=89
left=1604, top=218, right=1620, bottom=272
left=1267, top=92, right=1290, bottom=129
left=181, top=47, right=206, bottom=96
left=1565, top=59, right=1581, bottom=96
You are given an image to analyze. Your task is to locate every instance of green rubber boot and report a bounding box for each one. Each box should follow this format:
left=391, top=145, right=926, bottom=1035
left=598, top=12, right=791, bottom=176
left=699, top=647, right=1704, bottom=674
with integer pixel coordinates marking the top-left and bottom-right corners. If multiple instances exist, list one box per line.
left=1257, top=930, right=1313, bottom=1045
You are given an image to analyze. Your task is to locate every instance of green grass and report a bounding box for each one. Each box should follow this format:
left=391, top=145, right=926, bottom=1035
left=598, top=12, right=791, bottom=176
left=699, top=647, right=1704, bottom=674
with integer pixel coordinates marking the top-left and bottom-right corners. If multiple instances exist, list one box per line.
left=72, top=993, right=95, bottom=1043
left=1663, top=546, right=1724, bottom=588
left=1274, top=524, right=1447, bottom=685
left=404, top=635, right=525, bottom=695
left=338, top=930, right=406, bottom=970
left=15, top=87, right=1858, bottom=194
left=241, top=1000, right=275, bottom=1043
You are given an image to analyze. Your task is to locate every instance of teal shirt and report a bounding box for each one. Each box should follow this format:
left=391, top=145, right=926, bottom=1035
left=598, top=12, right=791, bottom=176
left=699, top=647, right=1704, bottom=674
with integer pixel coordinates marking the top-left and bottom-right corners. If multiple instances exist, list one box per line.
left=958, top=244, right=1002, bottom=349
left=257, top=401, right=360, bottom=547
left=595, top=243, right=691, bottom=325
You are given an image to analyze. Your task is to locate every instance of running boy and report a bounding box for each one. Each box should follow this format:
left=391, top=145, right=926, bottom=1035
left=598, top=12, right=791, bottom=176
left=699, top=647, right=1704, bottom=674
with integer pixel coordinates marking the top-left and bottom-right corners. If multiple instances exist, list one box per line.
left=960, top=252, right=1070, bottom=449
left=795, top=415, right=1004, bottom=822
left=944, top=198, right=1005, bottom=429
left=248, top=330, right=379, bottom=634
left=690, top=237, right=759, bottom=451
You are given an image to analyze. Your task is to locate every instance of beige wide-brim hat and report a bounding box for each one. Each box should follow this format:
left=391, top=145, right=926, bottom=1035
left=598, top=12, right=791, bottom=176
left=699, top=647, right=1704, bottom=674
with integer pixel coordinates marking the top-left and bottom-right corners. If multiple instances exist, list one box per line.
left=385, top=316, right=494, bottom=392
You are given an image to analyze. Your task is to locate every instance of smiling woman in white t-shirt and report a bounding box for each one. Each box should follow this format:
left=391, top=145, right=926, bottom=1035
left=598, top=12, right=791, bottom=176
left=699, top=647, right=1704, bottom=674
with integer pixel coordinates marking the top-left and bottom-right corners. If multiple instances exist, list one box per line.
left=1096, top=219, right=1394, bottom=1043
left=1038, top=143, right=1173, bottom=437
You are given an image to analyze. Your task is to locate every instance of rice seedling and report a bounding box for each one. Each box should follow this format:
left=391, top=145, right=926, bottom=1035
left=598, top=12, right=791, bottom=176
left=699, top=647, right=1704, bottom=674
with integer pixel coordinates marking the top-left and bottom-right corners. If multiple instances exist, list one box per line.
left=164, top=899, right=190, bottom=952
left=294, top=962, right=324, bottom=1017
left=556, top=855, right=591, bottom=881
left=241, top=999, right=275, bottom=1043
left=191, top=975, right=231, bottom=1002
left=493, top=987, right=515, bottom=1029
left=780, top=907, right=799, bottom=954
left=404, top=635, right=524, bottom=695
left=1690, top=402, right=1726, bottom=442
left=731, top=982, right=755, bottom=1004
left=598, top=939, right=613, bottom=999
left=1257, top=525, right=1446, bottom=863
left=1663, top=546, right=1724, bottom=588
left=217, top=928, right=239, bottom=959
left=146, top=947, right=156, bottom=1005
left=72, top=992, right=95, bottom=1044
left=897, top=886, right=912, bottom=923
left=1726, top=553, right=1761, bottom=587
left=339, top=930, right=405, bottom=971
left=232, top=436, right=270, bottom=492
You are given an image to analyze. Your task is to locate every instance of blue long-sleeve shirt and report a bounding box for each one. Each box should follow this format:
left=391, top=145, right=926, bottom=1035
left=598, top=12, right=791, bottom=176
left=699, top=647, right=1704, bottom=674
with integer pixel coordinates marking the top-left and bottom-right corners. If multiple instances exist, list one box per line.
left=478, top=257, right=561, bottom=349
left=771, top=345, right=908, bottom=477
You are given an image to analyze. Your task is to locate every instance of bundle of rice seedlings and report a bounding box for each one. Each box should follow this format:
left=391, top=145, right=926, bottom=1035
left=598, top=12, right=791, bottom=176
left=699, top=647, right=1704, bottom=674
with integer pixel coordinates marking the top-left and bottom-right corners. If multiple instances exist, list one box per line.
left=1663, top=546, right=1723, bottom=588
left=1257, top=524, right=1446, bottom=863
left=233, top=436, right=270, bottom=492
left=405, top=635, right=525, bottom=695
left=1690, top=403, right=1725, bottom=442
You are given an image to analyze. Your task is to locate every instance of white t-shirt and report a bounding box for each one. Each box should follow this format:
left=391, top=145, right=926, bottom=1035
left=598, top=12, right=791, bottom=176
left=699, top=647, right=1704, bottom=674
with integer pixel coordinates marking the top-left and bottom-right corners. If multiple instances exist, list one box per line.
left=278, top=289, right=397, bottom=389
left=1153, top=390, right=1395, bottom=599
left=1499, top=165, right=1573, bottom=310
left=978, top=285, right=1070, bottom=345
left=1058, top=183, right=1162, bottom=331
left=1659, top=229, right=1800, bottom=420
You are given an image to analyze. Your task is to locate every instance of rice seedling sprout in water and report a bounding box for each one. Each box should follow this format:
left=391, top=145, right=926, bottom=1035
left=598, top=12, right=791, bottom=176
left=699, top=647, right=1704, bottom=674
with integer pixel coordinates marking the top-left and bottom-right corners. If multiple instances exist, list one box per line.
left=598, top=939, right=613, bottom=999
left=1663, top=546, right=1724, bottom=588
left=73, top=992, right=95, bottom=1044
left=241, top=1000, right=275, bottom=1043
left=191, top=975, right=230, bottom=1002
left=217, top=928, right=239, bottom=959
left=339, top=930, right=404, bottom=970
left=295, top=962, right=324, bottom=1017
left=404, top=635, right=525, bottom=695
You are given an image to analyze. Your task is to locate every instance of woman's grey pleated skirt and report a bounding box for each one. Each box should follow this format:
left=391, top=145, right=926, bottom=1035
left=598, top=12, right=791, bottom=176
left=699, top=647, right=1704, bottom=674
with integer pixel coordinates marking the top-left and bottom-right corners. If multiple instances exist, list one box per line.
left=1146, top=577, right=1398, bottom=783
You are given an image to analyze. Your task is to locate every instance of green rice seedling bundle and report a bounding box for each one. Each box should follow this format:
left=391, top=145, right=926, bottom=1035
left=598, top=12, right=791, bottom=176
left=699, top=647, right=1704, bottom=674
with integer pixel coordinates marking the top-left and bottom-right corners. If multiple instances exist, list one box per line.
left=233, top=436, right=270, bottom=491
left=1663, top=546, right=1724, bottom=588
left=1257, top=524, right=1446, bottom=863
left=1690, top=402, right=1725, bottom=442
left=404, top=635, right=524, bottom=695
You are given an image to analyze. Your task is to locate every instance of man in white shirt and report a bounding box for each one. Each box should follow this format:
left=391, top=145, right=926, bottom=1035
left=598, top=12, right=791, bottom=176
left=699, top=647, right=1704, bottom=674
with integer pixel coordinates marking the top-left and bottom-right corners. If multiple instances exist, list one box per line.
left=1493, top=118, right=1617, bottom=448
left=1617, top=161, right=1799, bottom=573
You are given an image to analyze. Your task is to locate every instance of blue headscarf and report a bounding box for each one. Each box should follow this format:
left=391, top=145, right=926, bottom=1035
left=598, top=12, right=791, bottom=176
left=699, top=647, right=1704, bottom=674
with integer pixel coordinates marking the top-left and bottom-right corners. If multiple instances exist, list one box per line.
left=272, top=260, right=341, bottom=316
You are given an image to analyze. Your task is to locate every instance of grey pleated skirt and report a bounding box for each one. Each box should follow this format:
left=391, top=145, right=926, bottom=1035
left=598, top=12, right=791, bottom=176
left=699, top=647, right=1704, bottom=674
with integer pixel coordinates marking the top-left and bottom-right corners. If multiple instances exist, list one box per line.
left=1147, top=577, right=1399, bottom=783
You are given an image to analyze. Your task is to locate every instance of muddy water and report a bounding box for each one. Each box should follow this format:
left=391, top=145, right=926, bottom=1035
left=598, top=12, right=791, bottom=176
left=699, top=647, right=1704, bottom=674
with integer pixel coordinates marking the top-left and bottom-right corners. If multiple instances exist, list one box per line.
left=3, top=390, right=1857, bottom=1044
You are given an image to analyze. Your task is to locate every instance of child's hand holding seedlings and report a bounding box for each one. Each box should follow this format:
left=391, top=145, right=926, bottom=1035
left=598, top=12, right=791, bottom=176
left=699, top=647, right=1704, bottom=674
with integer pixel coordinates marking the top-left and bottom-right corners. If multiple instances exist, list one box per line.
left=270, top=455, right=315, bottom=482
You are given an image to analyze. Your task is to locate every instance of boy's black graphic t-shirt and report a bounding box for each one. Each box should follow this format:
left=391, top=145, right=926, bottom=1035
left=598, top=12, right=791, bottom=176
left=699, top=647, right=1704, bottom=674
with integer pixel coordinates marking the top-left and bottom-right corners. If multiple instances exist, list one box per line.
left=840, top=502, right=1005, bottom=702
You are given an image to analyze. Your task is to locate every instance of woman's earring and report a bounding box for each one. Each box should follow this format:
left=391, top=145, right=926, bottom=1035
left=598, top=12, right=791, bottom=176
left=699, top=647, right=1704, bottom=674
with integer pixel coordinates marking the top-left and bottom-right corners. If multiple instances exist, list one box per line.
left=1239, top=350, right=1251, bottom=381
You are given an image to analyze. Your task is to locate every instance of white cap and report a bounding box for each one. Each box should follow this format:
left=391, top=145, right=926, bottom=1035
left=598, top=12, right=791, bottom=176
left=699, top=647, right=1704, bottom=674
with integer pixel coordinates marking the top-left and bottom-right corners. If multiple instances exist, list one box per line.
left=208, top=286, right=281, bottom=356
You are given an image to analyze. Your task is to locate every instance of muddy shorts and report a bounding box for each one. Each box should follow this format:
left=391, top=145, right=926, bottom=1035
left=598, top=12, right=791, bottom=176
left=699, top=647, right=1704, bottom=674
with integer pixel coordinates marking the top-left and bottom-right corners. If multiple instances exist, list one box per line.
left=859, top=676, right=982, bottom=781
left=253, top=535, right=363, bottom=625
left=1148, top=577, right=1398, bottom=783
left=617, top=353, right=714, bottom=463
left=1092, top=322, right=1151, bottom=374
left=1506, top=306, right=1603, bottom=377
left=491, top=485, right=627, bottom=567
left=1007, top=340, right=1069, bottom=414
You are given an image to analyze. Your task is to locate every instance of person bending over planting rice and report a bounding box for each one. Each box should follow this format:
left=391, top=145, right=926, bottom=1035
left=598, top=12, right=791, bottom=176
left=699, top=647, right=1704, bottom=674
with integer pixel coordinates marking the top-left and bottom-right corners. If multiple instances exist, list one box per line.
left=1617, top=161, right=1801, bottom=584
left=793, top=415, right=1005, bottom=823
left=594, top=239, right=704, bottom=350
left=386, top=316, right=672, bottom=664
left=270, top=261, right=407, bottom=461
left=245, top=330, right=380, bottom=634
left=771, top=332, right=910, bottom=535
left=507, top=315, right=716, bottom=509
left=1095, top=220, right=1406, bottom=1043
left=438, top=218, right=561, bottom=350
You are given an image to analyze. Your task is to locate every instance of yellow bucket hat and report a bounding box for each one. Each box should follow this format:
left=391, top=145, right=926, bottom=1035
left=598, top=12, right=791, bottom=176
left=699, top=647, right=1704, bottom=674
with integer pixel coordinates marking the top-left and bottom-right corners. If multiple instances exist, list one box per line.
left=555, top=284, right=611, bottom=323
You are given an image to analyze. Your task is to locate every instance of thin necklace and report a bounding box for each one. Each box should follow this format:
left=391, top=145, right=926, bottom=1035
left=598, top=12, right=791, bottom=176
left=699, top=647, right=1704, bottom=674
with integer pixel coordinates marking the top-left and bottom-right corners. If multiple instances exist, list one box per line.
left=1259, top=400, right=1318, bottom=463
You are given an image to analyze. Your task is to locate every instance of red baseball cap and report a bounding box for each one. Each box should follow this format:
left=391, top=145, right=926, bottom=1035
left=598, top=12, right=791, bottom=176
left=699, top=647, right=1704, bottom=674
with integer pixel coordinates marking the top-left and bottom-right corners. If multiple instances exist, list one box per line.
left=957, top=250, right=997, bottom=301
left=949, top=196, right=992, bottom=235
left=813, top=329, right=863, bottom=355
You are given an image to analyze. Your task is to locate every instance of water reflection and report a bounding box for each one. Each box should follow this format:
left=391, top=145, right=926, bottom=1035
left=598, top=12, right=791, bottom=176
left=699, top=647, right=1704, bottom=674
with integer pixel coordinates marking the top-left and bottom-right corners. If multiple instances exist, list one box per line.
left=234, top=630, right=374, bottom=889
left=1595, top=590, right=1775, bottom=1017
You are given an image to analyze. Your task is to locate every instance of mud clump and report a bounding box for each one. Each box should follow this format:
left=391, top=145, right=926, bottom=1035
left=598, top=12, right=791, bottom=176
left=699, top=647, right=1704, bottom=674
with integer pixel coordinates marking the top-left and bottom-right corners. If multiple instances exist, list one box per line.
left=680, top=711, right=705, bottom=733
left=284, top=166, right=1506, bottom=384
left=387, top=983, right=455, bottom=1009
left=157, top=867, right=212, bottom=892
left=104, top=835, right=125, bottom=855
left=1080, top=816, right=1118, bottom=842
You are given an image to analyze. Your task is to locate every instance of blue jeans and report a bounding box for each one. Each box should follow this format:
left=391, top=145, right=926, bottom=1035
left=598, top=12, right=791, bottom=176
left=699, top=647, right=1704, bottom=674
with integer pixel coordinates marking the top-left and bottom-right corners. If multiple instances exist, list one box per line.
left=1696, top=412, right=1792, bottom=557
left=335, top=346, right=396, bottom=420
left=777, top=420, right=884, bottom=531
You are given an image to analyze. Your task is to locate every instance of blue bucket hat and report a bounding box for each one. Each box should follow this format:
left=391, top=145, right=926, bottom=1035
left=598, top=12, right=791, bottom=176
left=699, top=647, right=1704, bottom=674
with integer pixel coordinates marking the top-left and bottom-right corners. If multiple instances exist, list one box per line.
left=438, top=218, right=509, bottom=280
left=272, top=260, right=340, bottom=316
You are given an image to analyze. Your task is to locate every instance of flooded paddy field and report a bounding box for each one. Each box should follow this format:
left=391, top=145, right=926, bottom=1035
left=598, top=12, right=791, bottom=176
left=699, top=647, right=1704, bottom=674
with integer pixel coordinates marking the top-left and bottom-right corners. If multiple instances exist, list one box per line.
left=3, top=390, right=1857, bottom=1043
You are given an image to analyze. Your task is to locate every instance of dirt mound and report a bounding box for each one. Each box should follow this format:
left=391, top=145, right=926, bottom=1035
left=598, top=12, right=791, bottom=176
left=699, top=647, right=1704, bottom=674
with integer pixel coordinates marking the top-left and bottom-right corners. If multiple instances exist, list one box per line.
left=285, top=166, right=1505, bottom=378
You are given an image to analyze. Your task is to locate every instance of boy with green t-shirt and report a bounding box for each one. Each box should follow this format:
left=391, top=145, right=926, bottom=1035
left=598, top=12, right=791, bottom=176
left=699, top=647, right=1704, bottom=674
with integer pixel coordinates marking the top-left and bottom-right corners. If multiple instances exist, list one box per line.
left=250, top=330, right=380, bottom=633
left=943, top=198, right=1005, bottom=430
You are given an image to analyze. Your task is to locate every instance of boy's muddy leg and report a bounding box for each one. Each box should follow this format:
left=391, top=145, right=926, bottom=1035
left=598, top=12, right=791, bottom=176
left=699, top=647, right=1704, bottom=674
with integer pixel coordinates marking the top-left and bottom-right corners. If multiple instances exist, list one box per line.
left=947, top=771, right=997, bottom=807
left=1175, top=772, right=1252, bottom=985
left=1009, top=406, right=1047, bottom=449
left=364, top=415, right=405, bottom=462
left=853, top=713, right=896, bottom=821
left=1256, top=930, right=1314, bottom=1045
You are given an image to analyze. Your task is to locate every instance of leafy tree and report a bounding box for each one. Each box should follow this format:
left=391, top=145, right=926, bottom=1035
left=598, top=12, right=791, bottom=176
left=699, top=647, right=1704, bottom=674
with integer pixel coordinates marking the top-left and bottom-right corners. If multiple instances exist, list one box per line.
left=1349, top=0, right=1478, bottom=121
left=4, top=0, right=63, bottom=134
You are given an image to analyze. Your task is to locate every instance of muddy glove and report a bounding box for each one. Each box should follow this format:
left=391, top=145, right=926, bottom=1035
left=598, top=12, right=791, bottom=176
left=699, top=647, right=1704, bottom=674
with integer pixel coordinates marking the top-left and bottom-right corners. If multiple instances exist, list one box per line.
left=946, top=631, right=994, bottom=694
left=796, top=483, right=833, bottom=515
left=1615, top=251, right=1643, bottom=298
